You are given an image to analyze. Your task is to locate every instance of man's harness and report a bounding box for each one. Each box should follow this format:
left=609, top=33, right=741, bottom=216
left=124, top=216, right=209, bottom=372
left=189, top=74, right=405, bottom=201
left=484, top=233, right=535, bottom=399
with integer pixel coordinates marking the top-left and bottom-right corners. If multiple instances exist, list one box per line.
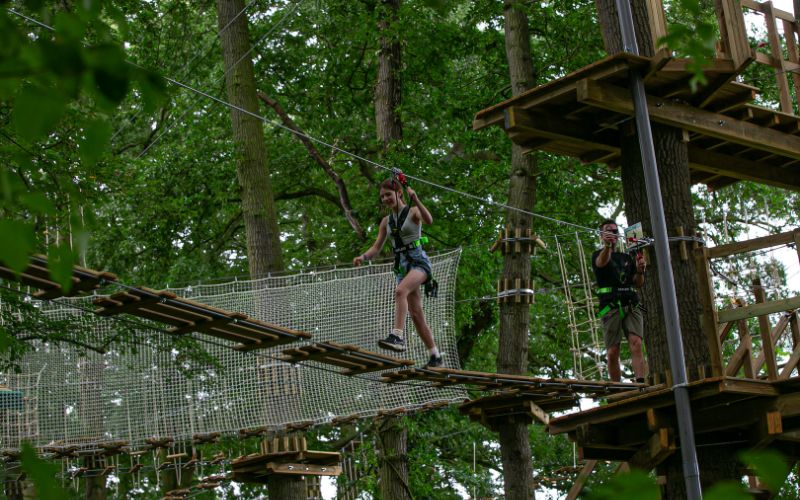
left=596, top=286, right=637, bottom=319
left=388, top=205, right=438, bottom=298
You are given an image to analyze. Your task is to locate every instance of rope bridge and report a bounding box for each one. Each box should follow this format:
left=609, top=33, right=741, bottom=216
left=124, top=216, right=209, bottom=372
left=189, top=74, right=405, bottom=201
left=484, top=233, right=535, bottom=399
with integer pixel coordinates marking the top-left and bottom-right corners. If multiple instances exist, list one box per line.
left=0, top=250, right=462, bottom=451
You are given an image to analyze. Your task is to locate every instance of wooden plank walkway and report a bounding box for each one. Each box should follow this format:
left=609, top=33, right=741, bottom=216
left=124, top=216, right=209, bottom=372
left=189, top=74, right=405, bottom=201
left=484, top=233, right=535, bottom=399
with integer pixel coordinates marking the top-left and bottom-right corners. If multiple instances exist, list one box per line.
left=280, top=342, right=415, bottom=375
left=0, top=254, right=117, bottom=300
left=94, top=287, right=311, bottom=351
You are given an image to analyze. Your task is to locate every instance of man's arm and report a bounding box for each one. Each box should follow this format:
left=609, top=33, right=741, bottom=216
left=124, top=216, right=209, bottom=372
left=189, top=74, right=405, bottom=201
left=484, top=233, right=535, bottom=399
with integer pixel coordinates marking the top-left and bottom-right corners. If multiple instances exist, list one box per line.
left=594, top=242, right=614, bottom=268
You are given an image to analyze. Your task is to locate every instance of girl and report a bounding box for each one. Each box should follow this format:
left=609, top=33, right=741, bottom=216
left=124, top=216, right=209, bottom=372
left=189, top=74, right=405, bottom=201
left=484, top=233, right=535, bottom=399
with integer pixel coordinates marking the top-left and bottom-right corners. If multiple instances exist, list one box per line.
left=353, top=178, right=442, bottom=368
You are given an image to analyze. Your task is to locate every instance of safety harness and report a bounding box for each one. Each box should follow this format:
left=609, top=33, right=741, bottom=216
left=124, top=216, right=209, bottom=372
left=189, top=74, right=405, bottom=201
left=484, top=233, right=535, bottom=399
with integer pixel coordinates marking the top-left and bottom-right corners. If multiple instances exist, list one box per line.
left=596, top=286, right=636, bottom=319
left=388, top=205, right=438, bottom=298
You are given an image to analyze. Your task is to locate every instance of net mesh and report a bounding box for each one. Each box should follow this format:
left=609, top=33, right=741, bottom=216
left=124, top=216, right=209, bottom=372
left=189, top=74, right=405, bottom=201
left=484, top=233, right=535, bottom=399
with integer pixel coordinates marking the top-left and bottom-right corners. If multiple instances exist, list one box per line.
left=1, top=250, right=462, bottom=450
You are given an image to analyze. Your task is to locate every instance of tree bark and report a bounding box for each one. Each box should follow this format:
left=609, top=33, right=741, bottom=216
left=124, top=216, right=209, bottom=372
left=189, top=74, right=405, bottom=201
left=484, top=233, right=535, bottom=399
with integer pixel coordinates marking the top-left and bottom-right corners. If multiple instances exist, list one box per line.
left=594, top=1, right=734, bottom=495
left=374, top=0, right=403, bottom=147
left=373, top=1, right=410, bottom=498
left=496, top=2, right=538, bottom=499
left=216, top=0, right=284, bottom=278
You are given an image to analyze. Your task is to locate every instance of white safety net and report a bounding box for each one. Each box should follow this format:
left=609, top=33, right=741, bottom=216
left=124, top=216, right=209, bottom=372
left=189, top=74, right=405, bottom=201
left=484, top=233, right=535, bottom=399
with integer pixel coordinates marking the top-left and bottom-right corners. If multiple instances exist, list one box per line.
left=0, top=250, right=462, bottom=450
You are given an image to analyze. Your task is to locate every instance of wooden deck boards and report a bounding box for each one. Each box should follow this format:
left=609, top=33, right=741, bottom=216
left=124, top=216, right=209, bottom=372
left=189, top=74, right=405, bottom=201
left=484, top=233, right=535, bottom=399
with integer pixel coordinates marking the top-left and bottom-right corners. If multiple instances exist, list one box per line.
left=473, top=52, right=800, bottom=191
left=280, top=342, right=415, bottom=375
left=548, top=376, right=800, bottom=464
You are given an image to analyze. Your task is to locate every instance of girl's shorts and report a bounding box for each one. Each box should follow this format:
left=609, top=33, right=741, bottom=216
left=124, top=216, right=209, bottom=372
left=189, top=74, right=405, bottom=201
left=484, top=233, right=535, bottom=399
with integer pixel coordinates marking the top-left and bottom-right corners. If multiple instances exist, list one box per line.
left=395, top=246, right=433, bottom=284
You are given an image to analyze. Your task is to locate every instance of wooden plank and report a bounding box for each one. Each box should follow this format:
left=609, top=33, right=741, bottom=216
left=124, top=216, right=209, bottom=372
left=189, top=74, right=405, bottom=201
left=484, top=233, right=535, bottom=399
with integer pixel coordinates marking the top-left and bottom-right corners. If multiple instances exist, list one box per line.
left=576, top=78, right=800, bottom=160
left=695, top=247, right=723, bottom=376
left=750, top=410, right=783, bottom=448
left=628, top=428, right=675, bottom=471
left=566, top=460, right=597, bottom=500
left=688, top=148, right=800, bottom=192
left=763, top=1, right=794, bottom=113
left=779, top=343, right=800, bottom=380
left=742, top=0, right=797, bottom=23
left=791, top=313, right=800, bottom=348
left=718, top=296, right=800, bottom=323
left=708, top=229, right=800, bottom=259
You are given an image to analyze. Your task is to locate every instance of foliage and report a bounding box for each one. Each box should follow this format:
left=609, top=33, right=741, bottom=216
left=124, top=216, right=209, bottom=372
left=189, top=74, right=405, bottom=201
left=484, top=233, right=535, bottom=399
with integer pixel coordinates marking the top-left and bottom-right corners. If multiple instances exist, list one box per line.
left=661, top=0, right=720, bottom=91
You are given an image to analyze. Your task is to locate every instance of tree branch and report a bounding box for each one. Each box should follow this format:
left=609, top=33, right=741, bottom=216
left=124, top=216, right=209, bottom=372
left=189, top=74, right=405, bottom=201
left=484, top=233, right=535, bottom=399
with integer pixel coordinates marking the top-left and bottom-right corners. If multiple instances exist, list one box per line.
left=257, top=91, right=366, bottom=241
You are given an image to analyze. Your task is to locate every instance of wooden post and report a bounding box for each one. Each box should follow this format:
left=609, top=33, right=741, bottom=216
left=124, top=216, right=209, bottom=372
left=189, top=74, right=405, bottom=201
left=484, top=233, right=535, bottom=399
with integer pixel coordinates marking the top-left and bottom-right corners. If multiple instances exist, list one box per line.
left=645, top=0, right=668, bottom=52
left=781, top=18, right=800, bottom=102
left=694, top=247, right=723, bottom=376
left=715, top=0, right=755, bottom=68
left=763, top=1, right=794, bottom=113
left=752, top=278, right=779, bottom=380
left=791, top=312, right=800, bottom=349
left=794, top=229, right=800, bottom=266
left=676, top=226, right=688, bottom=261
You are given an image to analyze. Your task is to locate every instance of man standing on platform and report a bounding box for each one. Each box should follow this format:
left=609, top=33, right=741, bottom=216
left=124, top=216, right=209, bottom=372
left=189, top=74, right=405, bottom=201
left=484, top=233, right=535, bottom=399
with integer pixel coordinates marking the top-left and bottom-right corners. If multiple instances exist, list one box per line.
left=592, top=219, right=647, bottom=383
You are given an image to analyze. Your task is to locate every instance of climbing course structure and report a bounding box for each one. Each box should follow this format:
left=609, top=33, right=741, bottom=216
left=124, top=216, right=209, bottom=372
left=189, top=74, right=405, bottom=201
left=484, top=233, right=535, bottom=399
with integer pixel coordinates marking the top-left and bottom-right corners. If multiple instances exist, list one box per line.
left=0, top=250, right=462, bottom=454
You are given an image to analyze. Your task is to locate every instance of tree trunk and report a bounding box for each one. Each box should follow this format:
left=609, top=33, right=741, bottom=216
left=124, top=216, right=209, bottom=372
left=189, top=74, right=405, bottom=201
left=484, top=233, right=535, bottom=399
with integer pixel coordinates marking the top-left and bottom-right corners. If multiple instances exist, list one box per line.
left=594, top=0, right=734, bottom=495
left=216, top=1, right=297, bottom=498
left=374, top=0, right=403, bottom=148
left=496, top=2, right=537, bottom=499
left=373, top=1, right=410, bottom=498
left=216, top=0, right=283, bottom=278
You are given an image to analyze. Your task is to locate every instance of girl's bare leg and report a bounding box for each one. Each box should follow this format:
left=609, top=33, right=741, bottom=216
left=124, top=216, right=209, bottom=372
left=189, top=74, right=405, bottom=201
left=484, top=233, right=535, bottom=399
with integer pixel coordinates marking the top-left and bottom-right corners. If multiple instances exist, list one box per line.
left=407, top=284, right=434, bottom=349
left=393, top=269, right=428, bottom=334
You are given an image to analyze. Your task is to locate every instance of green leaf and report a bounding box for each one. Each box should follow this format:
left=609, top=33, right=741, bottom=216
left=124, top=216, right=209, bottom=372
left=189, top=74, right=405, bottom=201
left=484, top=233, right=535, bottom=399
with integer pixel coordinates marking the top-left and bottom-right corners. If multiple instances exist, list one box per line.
left=87, top=44, right=130, bottom=105
left=47, top=244, right=75, bottom=295
left=20, top=441, right=66, bottom=499
left=0, top=219, right=35, bottom=273
left=0, top=325, right=12, bottom=354
left=18, top=192, right=55, bottom=215
left=78, top=118, right=111, bottom=167
left=739, top=449, right=790, bottom=492
left=704, top=481, right=750, bottom=500
left=586, top=470, right=660, bottom=500
left=13, top=85, right=68, bottom=142
left=133, top=67, right=168, bottom=113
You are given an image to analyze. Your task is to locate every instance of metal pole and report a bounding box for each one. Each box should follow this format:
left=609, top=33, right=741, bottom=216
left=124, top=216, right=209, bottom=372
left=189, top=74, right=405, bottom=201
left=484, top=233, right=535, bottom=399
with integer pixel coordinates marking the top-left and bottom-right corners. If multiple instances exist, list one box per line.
left=614, top=1, right=703, bottom=498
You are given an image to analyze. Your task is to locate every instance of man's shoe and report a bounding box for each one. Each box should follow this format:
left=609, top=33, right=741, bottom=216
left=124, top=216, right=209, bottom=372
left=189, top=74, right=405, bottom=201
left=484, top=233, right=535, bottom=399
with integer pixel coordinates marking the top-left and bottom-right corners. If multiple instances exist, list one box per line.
left=424, top=354, right=443, bottom=368
left=378, top=333, right=406, bottom=352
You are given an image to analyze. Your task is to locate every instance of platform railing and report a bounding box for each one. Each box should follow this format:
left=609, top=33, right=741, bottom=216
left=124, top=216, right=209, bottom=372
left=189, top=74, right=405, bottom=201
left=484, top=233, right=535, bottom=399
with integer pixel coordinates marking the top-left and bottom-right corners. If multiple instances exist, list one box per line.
left=696, top=228, right=800, bottom=379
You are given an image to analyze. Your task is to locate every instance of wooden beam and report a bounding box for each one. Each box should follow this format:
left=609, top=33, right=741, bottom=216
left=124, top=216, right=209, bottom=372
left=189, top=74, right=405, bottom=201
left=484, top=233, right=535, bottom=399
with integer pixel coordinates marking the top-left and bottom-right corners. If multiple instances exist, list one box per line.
left=783, top=18, right=800, bottom=104
left=688, top=148, right=800, bottom=192
left=750, top=410, right=783, bottom=448
left=576, top=79, right=800, bottom=160
left=628, top=428, right=675, bottom=471
left=504, top=106, right=619, bottom=151
left=566, top=460, right=597, bottom=500
left=751, top=312, right=792, bottom=378
left=718, top=296, right=800, bottom=323
left=779, top=342, right=800, bottom=380
left=709, top=229, right=800, bottom=259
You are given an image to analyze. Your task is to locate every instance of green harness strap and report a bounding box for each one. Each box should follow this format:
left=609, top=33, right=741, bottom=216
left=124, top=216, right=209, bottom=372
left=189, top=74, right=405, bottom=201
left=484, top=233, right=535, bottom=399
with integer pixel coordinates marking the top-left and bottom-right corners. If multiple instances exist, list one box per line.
left=597, top=299, right=625, bottom=319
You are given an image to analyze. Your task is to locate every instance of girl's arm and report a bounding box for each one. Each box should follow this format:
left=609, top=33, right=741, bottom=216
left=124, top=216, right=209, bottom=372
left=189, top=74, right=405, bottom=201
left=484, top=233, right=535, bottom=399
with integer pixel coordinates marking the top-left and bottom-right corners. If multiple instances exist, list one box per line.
left=407, top=187, right=432, bottom=225
left=353, top=217, right=389, bottom=266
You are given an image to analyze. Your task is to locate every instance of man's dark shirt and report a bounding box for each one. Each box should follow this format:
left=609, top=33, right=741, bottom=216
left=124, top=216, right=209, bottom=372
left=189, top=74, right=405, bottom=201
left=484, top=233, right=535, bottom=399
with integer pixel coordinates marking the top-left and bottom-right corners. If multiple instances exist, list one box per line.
left=591, top=249, right=639, bottom=308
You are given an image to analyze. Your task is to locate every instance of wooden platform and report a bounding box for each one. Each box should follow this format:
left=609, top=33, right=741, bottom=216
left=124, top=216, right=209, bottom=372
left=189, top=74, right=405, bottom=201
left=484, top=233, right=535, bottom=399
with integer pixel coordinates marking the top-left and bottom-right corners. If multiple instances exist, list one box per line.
left=473, top=53, right=800, bottom=192
left=231, top=435, right=341, bottom=483
left=93, top=287, right=311, bottom=351
left=0, top=254, right=117, bottom=300
left=548, top=376, right=800, bottom=467
left=280, top=342, right=415, bottom=375
left=459, top=391, right=564, bottom=427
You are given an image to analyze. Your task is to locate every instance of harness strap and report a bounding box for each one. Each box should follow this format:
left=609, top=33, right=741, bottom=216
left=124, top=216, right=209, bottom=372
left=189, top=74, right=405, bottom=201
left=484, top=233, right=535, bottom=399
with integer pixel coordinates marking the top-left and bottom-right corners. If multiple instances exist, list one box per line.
left=597, top=286, right=635, bottom=294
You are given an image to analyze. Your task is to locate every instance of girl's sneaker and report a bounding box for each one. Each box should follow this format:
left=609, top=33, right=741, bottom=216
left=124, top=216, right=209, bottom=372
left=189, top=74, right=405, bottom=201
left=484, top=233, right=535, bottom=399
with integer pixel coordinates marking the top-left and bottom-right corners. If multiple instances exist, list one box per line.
left=378, top=333, right=406, bottom=352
